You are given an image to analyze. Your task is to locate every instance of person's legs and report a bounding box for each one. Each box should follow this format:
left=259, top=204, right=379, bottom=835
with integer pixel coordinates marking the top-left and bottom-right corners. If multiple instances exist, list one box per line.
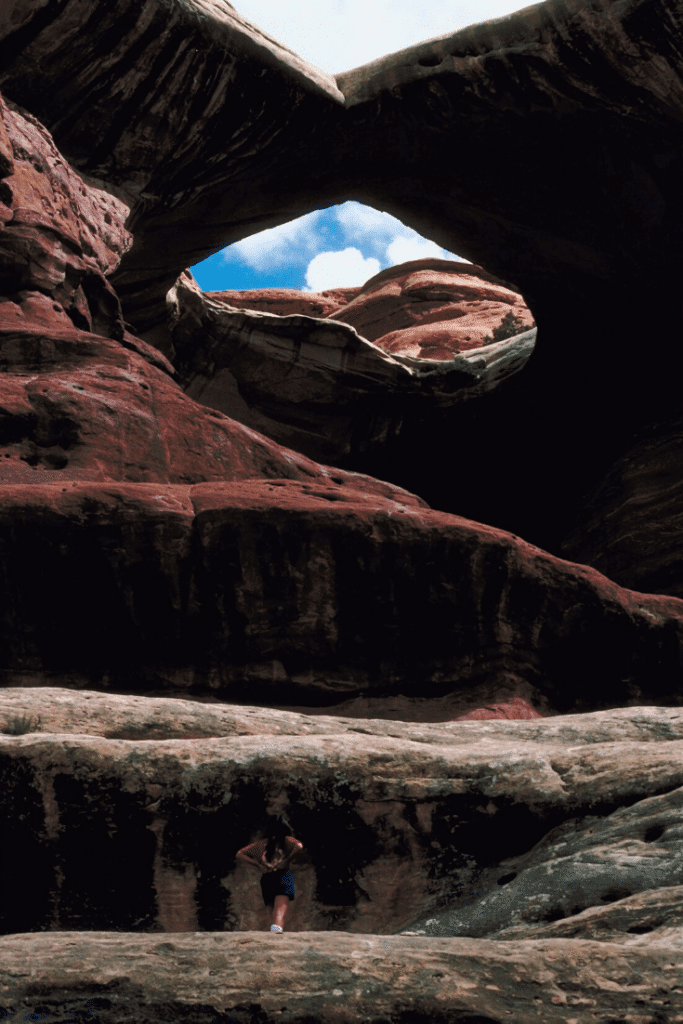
left=272, top=895, right=289, bottom=930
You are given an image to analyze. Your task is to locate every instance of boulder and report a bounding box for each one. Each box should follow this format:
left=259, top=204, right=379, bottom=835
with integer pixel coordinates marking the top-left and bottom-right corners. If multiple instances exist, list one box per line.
left=1, top=694, right=683, bottom=937
left=451, top=697, right=543, bottom=721
left=0, top=931, right=681, bottom=1023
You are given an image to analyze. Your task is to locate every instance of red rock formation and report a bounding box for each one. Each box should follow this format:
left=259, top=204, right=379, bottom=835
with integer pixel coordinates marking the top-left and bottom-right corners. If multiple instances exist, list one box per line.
left=0, top=84, right=677, bottom=709
left=207, top=286, right=360, bottom=319
left=451, top=697, right=544, bottom=721
left=326, top=260, right=534, bottom=359
left=0, top=95, right=131, bottom=341
left=171, top=268, right=534, bottom=467
left=0, top=96, right=428, bottom=499
left=2, top=0, right=679, bottom=597
left=206, top=262, right=534, bottom=362
left=0, top=479, right=681, bottom=713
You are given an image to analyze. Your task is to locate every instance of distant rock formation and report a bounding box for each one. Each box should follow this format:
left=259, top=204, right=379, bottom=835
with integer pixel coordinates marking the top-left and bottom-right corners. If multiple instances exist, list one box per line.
left=171, top=265, right=536, bottom=464
left=327, top=260, right=535, bottom=359
left=213, top=260, right=535, bottom=360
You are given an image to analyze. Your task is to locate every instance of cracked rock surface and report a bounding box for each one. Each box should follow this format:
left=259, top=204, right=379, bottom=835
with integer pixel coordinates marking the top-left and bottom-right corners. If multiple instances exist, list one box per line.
left=1, top=931, right=682, bottom=1024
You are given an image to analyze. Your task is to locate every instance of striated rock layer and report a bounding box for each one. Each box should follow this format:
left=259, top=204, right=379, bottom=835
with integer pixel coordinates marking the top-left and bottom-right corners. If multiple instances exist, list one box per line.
left=0, top=481, right=681, bottom=706
left=326, top=260, right=534, bottom=358
left=172, top=266, right=536, bottom=464
left=210, top=259, right=535, bottom=360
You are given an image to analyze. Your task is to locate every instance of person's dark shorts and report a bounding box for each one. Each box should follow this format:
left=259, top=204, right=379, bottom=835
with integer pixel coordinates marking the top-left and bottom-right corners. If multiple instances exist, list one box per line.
left=260, top=869, right=295, bottom=907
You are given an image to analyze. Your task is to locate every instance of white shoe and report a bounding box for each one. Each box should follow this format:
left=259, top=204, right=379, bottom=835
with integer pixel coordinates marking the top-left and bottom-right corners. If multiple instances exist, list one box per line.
left=270, top=924, right=283, bottom=932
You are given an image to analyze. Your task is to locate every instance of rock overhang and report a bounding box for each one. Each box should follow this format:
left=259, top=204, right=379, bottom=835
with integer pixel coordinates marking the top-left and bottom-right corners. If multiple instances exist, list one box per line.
left=0, top=480, right=680, bottom=708
left=2, top=696, right=683, bottom=936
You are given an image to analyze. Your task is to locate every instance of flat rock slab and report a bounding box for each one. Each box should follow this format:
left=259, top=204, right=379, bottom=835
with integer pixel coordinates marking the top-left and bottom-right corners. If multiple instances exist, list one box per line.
left=0, top=931, right=682, bottom=1024
left=2, top=688, right=683, bottom=743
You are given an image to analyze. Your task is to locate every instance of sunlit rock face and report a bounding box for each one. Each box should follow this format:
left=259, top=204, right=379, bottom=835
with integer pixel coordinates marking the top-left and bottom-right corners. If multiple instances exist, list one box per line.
left=327, top=260, right=535, bottom=359
left=206, top=286, right=361, bottom=320
left=170, top=263, right=536, bottom=464
left=208, top=259, right=535, bottom=360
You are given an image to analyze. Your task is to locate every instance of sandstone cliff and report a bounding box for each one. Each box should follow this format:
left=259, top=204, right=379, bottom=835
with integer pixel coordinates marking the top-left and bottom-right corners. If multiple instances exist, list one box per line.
left=0, top=1, right=680, bottom=1023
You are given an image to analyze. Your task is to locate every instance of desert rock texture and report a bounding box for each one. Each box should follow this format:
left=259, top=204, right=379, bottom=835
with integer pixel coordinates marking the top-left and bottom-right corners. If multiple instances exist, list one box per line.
left=0, top=1, right=681, bottom=1022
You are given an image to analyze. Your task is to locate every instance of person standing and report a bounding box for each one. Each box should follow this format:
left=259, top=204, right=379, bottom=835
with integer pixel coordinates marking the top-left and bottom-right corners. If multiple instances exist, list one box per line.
left=237, top=817, right=304, bottom=932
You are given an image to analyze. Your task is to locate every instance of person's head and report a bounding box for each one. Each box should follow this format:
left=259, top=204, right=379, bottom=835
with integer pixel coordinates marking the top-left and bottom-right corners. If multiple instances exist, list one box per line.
left=264, top=815, right=289, bottom=861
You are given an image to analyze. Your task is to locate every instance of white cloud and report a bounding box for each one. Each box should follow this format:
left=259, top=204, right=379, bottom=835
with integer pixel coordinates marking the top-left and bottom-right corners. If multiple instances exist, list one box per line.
left=232, top=0, right=530, bottom=74
left=304, top=248, right=381, bottom=290
left=386, top=235, right=454, bottom=264
left=334, top=203, right=405, bottom=248
left=334, top=201, right=465, bottom=264
left=222, top=210, right=324, bottom=271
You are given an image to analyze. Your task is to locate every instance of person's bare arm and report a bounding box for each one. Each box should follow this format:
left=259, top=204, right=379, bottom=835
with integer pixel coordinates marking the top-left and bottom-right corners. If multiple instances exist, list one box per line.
left=236, top=845, right=267, bottom=872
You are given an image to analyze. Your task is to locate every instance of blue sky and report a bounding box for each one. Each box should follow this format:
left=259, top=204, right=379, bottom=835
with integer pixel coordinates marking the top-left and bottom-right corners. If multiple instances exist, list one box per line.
left=192, top=0, right=529, bottom=293
left=192, top=203, right=472, bottom=293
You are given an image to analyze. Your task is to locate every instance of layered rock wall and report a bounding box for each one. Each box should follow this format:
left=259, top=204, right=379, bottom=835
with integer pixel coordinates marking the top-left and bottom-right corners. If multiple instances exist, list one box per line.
left=2, top=930, right=681, bottom=1024
left=0, top=481, right=680, bottom=708
left=2, top=694, right=683, bottom=938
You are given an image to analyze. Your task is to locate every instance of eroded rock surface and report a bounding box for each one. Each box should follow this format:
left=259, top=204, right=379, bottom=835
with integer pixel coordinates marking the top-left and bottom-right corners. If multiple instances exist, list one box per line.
left=2, top=0, right=679, bottom=594
left=1, top=695, right=683, bottom=938
left=326, top=259, right=534, bottom=359
left=451, top=697, right=543, bottom=721
left=1, top=931, right=682, bottom=1023
left=0, top=6, right=679, bottom=1020
left=207, top=259, right=535, bottom=360
left=0, top=95, right=131, bottom=341
left=172, top=268, right=536, bottom=463
left=207, top=285, right=361, bottom=320
left=0, top=481, right=680, bottom=705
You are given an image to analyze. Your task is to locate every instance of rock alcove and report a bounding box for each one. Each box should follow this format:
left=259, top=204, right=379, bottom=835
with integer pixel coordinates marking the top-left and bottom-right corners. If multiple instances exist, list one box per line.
left=0, top=0, right=681, bottom=1022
